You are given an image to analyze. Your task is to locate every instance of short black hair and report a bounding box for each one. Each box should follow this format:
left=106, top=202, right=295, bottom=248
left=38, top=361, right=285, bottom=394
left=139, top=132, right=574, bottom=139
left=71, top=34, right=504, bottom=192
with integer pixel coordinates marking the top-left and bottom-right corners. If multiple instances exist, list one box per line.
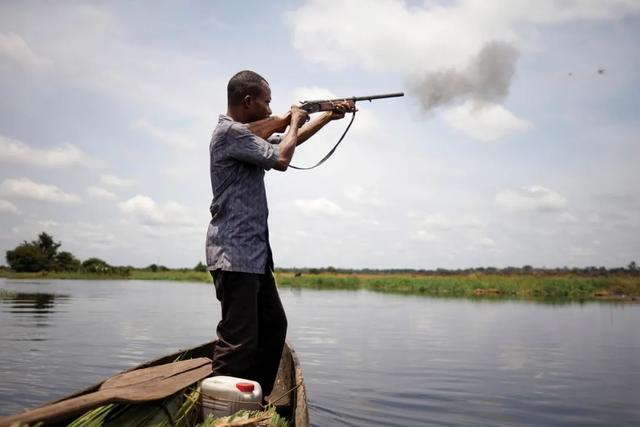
left=227, top=70, right=269, bottom=106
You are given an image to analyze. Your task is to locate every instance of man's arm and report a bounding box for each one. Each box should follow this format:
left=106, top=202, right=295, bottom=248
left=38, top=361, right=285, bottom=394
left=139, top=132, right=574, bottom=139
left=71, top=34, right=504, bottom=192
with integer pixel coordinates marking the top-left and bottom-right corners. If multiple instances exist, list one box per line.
left=295, top=101, right=352, bottom=146
left=295, top=112, right=332, bottom=146
left=273, top=106, right=308, bottom=171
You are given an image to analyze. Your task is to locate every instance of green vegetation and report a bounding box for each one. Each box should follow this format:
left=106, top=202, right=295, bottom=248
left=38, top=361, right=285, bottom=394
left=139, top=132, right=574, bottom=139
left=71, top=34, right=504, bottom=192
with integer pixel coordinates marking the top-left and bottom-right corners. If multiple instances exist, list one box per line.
left=0, top=289, right=17, bottom=300
left=2, top=232, right=206, bottom=279
left=6, top=232, right=80, bottom=272
left=199, top=407, right=289, bottom=427
left=274, top=272, right=640, bottom=300
left=3, top=231, right=639, bottom=301
left=0, top=269, right=211, bottom=282
left=1, top=268, right=638, bottom=301
left=63, top=384, right=287, bottom=427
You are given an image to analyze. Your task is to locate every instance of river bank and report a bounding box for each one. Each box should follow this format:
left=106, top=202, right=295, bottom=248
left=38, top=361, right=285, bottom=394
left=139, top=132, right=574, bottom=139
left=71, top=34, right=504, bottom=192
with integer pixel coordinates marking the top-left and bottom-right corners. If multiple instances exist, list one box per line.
left=1, top=270, right=639, bottom=301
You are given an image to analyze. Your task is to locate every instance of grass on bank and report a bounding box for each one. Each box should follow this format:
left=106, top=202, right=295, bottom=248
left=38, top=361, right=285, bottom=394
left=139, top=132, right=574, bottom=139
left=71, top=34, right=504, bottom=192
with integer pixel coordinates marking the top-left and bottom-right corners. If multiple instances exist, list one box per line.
left=1, top=269, right=639, bottom=300
left=275, top=272, right=640, bottom=300
left=0, top=269, right=212, bottom=282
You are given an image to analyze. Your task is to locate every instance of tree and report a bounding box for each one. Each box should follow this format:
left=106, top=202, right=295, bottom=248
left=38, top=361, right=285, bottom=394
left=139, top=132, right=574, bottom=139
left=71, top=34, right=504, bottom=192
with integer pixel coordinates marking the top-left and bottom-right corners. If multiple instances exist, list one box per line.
left=82, top=257, right=111, bottom=273
left=194, top=262, right=207, bottom=272
left=6, top=243, right=49, bottom=272
left=55, top=251, right=81, bottom=271
left=5, top=232, right=62, bottom=272
left=37, top=232, right=61, bottom=261
left=146, top=264, right=168, bottom=272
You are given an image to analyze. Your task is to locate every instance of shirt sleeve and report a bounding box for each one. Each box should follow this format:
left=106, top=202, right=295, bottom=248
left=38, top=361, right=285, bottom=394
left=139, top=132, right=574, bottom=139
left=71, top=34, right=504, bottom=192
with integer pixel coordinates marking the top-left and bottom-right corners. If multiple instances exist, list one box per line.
left=226, top=123, right=280, bottom=170
left=267, top=134, right=282, bottom=145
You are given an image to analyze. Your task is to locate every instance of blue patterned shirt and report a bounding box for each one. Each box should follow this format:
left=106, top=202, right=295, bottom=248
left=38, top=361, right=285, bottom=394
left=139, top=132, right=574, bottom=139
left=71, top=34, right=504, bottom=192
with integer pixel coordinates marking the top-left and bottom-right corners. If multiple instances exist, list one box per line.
left=205, top=115, right=281, bottom=274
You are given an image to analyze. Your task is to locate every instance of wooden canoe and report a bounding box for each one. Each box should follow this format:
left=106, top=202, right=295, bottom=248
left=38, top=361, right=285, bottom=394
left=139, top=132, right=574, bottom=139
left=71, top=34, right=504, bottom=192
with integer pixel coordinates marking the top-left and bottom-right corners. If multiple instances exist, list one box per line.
left=0, top=341, right=309, bottom=427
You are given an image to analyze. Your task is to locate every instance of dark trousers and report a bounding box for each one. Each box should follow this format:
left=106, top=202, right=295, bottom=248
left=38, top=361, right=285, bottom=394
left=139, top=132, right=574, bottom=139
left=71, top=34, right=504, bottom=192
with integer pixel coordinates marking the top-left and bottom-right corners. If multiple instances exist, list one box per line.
left=210, top=270, right=287, bottom=396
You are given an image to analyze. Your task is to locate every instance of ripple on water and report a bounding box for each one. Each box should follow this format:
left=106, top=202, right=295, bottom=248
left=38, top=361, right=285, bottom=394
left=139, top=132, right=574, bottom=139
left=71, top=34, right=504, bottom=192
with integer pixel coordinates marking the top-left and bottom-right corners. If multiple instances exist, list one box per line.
left=2, top=283, right=640, bottom=425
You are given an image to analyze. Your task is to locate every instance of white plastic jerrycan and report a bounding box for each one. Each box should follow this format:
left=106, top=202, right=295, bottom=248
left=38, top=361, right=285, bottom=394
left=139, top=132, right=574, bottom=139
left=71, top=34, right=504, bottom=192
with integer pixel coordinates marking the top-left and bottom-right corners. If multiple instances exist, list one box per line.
left=201, top=376, right=263, bottom=419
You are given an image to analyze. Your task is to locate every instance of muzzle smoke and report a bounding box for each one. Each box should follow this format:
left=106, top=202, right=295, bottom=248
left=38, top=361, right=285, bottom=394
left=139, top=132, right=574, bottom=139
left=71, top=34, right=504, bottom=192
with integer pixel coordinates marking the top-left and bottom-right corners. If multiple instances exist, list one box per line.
left=408, top=41, right=519, bottom=111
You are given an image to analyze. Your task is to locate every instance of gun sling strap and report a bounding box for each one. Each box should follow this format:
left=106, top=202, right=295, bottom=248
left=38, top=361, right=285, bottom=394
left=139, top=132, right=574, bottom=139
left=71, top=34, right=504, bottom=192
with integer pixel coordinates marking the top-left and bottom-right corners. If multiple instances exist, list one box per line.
left=289, top=110, right=357, bottom=171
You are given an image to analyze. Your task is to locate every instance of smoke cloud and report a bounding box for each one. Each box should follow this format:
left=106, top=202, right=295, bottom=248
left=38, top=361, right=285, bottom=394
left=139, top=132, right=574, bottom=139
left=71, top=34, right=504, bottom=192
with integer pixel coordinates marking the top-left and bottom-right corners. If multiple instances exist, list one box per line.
left=408, top=41, right=519, bottom=111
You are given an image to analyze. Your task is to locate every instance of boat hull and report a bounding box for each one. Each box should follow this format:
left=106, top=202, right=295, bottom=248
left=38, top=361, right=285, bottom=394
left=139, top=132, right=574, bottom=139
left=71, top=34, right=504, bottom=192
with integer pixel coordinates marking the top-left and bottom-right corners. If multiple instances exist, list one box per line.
left=0, top=341, right=309, bottom=427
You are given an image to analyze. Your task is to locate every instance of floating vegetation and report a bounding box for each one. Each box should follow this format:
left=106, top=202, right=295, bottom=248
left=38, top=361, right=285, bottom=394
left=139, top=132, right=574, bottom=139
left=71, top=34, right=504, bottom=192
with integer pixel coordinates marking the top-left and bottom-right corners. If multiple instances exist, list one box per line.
left=67, top=385, right=200, bottom=427
left=0, top=289, right=18, bottom=300
left=198, top=406, right=289, bottom=427
left=62, top=386, right=288, bottom=427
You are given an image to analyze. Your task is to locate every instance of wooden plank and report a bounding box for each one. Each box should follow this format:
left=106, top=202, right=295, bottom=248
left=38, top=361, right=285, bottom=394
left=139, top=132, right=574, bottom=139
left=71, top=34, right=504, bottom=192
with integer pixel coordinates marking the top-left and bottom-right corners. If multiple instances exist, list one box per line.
left=0, top=359, right=212, bottom=427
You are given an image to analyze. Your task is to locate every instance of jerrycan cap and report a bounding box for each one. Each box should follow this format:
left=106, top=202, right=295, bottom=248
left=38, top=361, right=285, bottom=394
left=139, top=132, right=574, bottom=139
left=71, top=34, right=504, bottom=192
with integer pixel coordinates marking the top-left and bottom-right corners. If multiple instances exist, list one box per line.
left=236, top=382, right=255, bottom=392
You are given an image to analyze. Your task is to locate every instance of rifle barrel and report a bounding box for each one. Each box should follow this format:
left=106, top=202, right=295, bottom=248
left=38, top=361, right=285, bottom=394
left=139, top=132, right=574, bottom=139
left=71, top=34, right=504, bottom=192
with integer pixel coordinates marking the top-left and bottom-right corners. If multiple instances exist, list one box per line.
left=353, top=92, right=404, bottom=101
left=301, top=92, right=404, bottom=104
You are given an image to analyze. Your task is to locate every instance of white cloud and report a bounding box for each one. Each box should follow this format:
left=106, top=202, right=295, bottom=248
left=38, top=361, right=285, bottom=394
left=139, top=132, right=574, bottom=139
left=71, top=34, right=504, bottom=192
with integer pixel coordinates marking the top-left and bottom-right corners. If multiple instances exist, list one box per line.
left=0, top=178, right=80, bottom=203
left=288, top=0, right=497, bottom=71
left=411, top=213, right=488, bottom=250
left=496, top=185, right=567, bottom=212
left=587, top=213, right=602, bottom=224
left=292, top=198, right=350, bottom=217
left=87, top=186, right=116, bottom=200
left=344, top=186, right=365, bottom=203
left=0, top=135, right=99, bottom=167
left=117, top=195, right=162, bottom=224
left=1, top=4, right=220, bottom=122
left=500, top=0, right=640, bottom=22
left=0, top=199, right=20, bottom=214
left=117, top=195, right=195, bottom=226
left=569, top=246, right=596, bottom=257
left=343, top=186, right=384, bottom=207
left=557, top=212, right=579, bottom=224
left=443, top=101, right=533, bottom=141
left=0, top=31, right=50, bottom=70
left=131, top=119, right=197, bottom=149
left=414, top=229, right=438, bottom=242
left=416, top=213, right=484, bottom=231
left=286, top=0, right=640, bottom=71
left=72, top=222, right=115, bottom=250
left=100, top=174, right=135, bottom=188
left=286, top=0, right=638, bottom=137
left=293, top=86, right=337, bottom=103
left=466, top=237, right=498, bottom=252
left=37, top=220, right=58, bottom=229
left=419, top=213, right=456, bottom=231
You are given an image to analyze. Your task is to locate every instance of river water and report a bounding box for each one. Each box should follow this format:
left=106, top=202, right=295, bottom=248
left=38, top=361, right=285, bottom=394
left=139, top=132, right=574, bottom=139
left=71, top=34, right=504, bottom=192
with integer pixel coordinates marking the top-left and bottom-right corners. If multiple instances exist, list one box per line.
left=0, top=278, right=639, bottom=426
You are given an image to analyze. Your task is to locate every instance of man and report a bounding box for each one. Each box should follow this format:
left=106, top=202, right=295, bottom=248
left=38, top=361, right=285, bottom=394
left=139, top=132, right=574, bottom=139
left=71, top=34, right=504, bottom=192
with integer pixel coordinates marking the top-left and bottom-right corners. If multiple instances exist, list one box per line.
left=206, top=70, right=350, bottom=396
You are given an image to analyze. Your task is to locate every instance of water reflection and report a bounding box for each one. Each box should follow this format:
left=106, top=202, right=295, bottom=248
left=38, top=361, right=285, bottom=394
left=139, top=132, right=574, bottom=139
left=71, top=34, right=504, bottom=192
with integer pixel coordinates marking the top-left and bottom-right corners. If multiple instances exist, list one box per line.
left=1, top=291, right=69, bottom=319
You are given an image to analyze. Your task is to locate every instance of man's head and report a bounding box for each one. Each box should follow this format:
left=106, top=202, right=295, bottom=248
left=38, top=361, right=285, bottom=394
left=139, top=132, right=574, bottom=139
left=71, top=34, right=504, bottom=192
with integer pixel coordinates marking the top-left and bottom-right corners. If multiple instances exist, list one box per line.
left=227, top=70, right=272, bottom=123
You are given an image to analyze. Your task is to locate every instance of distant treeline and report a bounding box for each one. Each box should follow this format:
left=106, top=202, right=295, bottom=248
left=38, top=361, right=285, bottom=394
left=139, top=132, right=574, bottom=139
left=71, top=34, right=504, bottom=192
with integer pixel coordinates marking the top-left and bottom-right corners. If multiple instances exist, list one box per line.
left=3, top=231, right=638, bottom=278
left=274, top=263, right=640, bottom=277
left=2, top=232, right=207, bottom=275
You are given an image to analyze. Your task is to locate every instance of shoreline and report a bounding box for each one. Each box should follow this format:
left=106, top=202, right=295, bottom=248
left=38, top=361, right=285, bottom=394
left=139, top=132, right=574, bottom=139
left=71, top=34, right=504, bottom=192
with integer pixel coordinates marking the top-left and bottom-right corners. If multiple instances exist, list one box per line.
left=1, top=270, right=639, bottom=301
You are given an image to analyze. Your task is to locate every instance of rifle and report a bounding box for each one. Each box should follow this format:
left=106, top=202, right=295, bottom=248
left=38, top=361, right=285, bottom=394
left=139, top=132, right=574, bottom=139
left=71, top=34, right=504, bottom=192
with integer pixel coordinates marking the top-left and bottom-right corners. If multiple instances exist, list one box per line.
left=247, top=92, right=404, bottom=140
left=299, top=92, right=404, bottom=113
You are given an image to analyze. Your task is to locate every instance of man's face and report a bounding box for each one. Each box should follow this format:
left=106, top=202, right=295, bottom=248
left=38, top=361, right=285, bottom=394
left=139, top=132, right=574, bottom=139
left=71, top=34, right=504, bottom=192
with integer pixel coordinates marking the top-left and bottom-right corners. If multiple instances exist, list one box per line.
left=246, top=83, right=272, bottom=122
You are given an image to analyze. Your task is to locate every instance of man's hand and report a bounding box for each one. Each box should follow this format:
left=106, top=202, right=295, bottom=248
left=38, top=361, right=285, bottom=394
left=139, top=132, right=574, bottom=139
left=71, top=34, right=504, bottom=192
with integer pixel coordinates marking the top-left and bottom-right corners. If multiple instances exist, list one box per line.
left=291, top=105, right=309, bottom=128
left=329, top=100, right=356, bottom=120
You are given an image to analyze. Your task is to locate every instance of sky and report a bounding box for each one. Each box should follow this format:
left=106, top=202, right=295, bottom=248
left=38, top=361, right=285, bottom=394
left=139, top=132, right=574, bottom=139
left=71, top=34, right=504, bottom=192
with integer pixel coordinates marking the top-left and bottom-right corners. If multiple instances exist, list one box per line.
left=0, top=0, right=639, bottom=270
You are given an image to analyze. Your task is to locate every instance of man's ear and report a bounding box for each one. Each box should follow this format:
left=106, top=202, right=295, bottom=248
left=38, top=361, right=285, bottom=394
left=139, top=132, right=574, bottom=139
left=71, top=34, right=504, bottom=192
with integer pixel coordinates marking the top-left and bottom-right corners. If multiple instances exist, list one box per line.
left=243, top=94, right=252, bottom=108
